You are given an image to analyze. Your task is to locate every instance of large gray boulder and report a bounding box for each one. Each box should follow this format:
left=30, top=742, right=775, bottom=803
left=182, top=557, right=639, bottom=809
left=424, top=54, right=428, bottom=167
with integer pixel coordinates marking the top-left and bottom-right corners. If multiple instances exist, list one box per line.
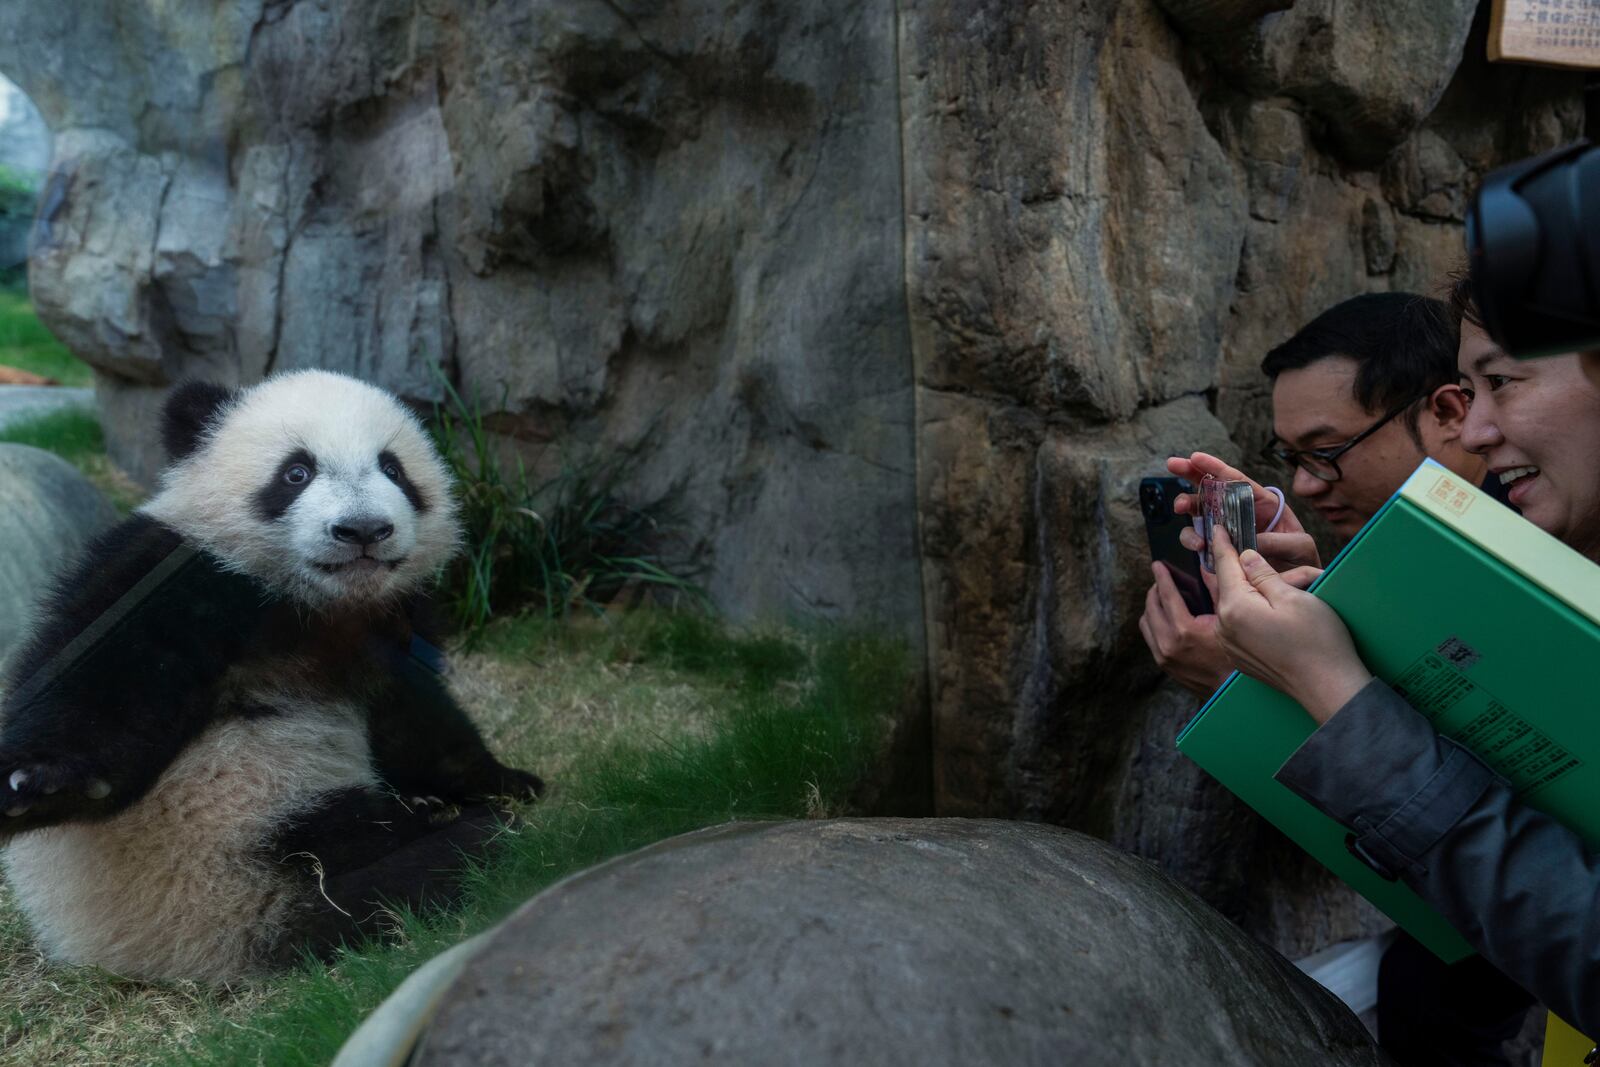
left=408, top=819, right=1386, bottom=1067
left=0, top=444, right=116, bottom=671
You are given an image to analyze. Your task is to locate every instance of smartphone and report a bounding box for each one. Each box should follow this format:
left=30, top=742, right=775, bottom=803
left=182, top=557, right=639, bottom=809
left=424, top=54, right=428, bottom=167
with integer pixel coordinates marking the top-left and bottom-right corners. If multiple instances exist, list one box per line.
left=1139, top=476, right=1213, bottom=617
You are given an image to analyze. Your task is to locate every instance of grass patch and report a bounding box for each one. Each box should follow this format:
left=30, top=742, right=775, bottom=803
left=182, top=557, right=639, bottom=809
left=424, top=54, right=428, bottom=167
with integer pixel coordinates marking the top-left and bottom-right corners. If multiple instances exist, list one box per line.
left=0, top=289, right=91, bottom=387
left=0, top=406, right=102, bottom=461
left=0, top=407, right=145, bottom=515
left=0, top=292, right=138, bottom=515
left=430, top=374, right=699, bottom=638
left=0, top=610, right=909, bottom=1066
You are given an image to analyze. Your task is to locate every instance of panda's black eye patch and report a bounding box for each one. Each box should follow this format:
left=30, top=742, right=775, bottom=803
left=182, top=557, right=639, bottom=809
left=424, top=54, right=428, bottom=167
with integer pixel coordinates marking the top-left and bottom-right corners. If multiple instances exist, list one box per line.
left=378, top=450, right=429, bottom=513
left=254, top=449, right=318, bottom=521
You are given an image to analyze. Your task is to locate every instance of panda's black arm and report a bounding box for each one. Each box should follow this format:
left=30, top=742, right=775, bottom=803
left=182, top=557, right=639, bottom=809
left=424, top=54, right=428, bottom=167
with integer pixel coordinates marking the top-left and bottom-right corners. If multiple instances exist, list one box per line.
left=0, top=515, right=269, bottom=833
left=367, top=653, right=543, bottom=803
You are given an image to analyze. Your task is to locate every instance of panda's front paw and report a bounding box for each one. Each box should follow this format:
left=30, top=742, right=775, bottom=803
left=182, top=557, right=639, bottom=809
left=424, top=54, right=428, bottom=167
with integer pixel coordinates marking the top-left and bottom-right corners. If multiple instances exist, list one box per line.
left=0, top=753, right=114, bottom=832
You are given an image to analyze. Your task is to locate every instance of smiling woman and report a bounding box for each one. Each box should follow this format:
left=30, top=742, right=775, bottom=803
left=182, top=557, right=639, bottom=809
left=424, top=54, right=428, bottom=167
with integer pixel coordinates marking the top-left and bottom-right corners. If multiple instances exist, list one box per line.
left=1456, top=319, right=1600, bottom=561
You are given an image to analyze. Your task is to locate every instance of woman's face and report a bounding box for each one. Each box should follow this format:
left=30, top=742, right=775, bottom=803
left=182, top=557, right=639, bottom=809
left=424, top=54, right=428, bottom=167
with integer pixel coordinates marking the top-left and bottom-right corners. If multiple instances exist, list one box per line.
left=1459, top=320, right=1600, bottom=559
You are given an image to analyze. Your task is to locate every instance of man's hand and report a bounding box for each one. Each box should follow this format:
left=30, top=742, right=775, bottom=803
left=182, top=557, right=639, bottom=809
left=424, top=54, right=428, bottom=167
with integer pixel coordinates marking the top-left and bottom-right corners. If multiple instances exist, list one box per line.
left=1211, top=528, right=1371, bottom=724
left=1138, top=562, right=1232, bottom=699
left=1167, top=451, right=1322, bottom=572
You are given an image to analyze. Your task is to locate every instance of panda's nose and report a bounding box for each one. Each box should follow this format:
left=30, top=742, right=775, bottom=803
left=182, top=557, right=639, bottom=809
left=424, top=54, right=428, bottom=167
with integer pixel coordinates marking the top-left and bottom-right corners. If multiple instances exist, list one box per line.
left=330, top=518, right=394, bottom=546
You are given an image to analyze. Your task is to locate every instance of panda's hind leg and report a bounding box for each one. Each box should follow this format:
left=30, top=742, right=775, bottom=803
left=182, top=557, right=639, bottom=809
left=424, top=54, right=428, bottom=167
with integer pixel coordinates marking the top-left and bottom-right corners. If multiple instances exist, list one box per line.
left=260, top=788, right=508, bottom=967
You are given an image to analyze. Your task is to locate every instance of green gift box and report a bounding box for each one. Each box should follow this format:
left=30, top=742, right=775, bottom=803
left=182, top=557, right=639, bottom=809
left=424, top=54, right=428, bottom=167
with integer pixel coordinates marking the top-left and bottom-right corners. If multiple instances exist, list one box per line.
left=1177, top=459, right=1600, bottom=962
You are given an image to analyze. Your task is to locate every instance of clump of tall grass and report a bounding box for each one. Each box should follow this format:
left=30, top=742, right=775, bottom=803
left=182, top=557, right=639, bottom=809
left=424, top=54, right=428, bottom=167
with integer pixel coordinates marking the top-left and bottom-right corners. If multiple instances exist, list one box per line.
left=429, top=373, right=700, bottom=638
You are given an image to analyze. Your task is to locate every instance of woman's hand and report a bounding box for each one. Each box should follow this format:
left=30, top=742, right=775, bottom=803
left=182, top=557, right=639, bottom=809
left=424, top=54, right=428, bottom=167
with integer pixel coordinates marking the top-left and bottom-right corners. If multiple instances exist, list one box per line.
left=1210, top=528, right=1371, bottom=725
left=1168, top=451, right=1322, bottom=572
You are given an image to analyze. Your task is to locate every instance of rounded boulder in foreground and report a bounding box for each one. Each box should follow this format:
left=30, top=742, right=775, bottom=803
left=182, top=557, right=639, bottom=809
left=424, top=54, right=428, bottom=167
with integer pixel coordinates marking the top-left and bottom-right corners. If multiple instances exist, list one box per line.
left=412, top=819, right=1384, bottom=1067
left=0, top=443, right=116, bottom=670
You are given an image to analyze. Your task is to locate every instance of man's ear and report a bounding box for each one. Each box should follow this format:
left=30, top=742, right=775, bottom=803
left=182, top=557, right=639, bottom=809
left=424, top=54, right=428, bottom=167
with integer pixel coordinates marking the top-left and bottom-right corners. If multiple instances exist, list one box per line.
left=1426, top=383, right=1471, bottom=438
left=161, top=381, right=236, bottom=460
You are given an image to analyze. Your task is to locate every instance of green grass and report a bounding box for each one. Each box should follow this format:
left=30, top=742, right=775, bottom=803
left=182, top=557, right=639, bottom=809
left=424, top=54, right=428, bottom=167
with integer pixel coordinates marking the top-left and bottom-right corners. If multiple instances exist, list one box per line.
left=0, top=290, right=91, bottom=387
left=431, top=372, right=700, bottom=638
left=0, top=406, right=103, bottom=461
left=0, top=611, right=909, bottom=1066
left=0, top=407, right=145, bottom=514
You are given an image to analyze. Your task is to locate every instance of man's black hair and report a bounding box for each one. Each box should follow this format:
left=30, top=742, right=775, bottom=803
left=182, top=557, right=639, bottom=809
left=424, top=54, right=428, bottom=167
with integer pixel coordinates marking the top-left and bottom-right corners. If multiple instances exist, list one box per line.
left=1259, top=292, right=1459, bottom=445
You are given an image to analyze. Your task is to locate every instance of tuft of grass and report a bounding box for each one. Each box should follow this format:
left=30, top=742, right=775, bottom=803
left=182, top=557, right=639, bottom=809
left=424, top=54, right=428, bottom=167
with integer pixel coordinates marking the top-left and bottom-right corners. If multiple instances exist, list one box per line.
left=0, top=407, right=145, bottom=515
left=0, top=289, right=92, bottom=388
left=0, top=611, right=910, bottom=1067
left=429, top=373, right=701, bottom=639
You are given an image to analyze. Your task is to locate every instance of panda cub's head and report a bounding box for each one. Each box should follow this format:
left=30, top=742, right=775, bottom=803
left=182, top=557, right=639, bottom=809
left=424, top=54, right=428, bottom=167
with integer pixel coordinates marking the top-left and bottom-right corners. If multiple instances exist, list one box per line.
left=142, top=370, right=461, bottom=608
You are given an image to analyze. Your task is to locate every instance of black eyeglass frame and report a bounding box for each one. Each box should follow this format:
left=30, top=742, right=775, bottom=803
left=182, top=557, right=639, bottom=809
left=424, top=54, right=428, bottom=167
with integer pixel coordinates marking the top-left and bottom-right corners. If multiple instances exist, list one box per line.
left=1258, top=399, right=1422, bottom=484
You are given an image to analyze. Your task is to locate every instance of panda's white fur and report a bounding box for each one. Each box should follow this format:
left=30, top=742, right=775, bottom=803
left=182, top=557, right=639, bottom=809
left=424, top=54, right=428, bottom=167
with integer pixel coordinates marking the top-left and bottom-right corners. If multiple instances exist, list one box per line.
left=1, top=370, right=473, bottom=983
left=142, top=370, right=462, bottom=609
left=4, top=699, right=376, bottom=983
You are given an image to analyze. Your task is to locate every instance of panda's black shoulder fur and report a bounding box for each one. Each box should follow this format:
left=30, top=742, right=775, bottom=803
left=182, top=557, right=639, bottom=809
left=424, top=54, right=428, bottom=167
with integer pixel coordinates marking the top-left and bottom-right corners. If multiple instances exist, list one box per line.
left=0, top=513, right=292, bottom=832
left=1, top=514, right=188, bottom=693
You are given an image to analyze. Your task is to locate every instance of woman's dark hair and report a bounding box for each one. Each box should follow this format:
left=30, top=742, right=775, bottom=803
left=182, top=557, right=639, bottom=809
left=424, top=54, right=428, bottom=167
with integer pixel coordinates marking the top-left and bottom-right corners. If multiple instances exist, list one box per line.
left=1260, top=292, right=1459, bottom=445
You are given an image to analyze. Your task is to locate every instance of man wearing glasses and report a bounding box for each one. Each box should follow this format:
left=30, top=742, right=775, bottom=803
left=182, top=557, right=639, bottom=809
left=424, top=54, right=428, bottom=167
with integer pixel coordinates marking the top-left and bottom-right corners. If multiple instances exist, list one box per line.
left=1141, top=291, right=1500, bottom=699
left=1258, top=291, right=1501, bottom=545
left=1139, top=291, right=1529, bottom=1067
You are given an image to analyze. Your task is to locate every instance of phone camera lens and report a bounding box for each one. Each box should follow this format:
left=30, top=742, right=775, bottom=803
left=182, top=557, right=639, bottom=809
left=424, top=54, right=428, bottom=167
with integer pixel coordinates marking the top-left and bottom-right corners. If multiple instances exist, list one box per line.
left=1141, top=484, right=1162, bottom=517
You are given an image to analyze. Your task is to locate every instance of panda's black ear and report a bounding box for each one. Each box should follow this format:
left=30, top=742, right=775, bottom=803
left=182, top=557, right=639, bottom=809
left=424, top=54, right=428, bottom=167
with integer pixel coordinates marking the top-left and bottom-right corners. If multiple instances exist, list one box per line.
left=162, top=381, right=236, bottom=460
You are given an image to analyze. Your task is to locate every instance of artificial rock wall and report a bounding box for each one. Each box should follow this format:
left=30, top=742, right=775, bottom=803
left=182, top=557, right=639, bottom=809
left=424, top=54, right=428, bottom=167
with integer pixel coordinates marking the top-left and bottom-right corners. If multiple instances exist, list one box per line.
left=0, top=0, right=1582, bottom=958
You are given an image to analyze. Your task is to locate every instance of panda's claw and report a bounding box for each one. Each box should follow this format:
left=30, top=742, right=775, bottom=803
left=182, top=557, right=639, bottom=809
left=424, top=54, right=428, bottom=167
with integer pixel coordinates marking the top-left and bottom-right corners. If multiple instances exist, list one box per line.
left=8, top=770, right=26, bottom=791
left=5, top=804, right=29, bottom=817
left=85, top=779, right=111, bottom=800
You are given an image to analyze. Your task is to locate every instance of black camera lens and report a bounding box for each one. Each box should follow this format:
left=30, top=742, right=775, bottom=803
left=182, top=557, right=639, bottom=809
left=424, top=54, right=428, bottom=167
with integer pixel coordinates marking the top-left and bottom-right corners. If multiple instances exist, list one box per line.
left=1141, top=482, right=1165, bottom=519
left=1467, top=140, right=1600, bottom=359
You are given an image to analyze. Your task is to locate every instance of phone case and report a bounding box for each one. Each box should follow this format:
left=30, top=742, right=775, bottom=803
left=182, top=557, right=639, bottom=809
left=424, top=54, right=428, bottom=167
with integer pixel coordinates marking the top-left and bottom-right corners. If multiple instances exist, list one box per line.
left=1140, top=476, right=1214, bottom=617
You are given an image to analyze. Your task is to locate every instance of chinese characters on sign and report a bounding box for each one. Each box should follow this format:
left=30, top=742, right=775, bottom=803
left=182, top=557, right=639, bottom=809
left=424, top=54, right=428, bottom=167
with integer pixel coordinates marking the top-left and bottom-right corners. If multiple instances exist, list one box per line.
left=1491, top=0, right=1600, bottom=69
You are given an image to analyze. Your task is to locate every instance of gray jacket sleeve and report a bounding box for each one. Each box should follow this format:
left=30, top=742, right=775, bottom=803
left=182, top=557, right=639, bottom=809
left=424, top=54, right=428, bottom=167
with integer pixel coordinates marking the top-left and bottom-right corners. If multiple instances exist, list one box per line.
left=1274, top=678, right=1600, bottom=1037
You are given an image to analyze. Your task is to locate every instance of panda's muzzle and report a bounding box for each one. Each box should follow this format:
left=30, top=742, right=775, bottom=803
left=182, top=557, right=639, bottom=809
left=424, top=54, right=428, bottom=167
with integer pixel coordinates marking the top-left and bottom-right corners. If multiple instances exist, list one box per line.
left=330, top=519, right=394, bottom=546
left=316, top=518, right=404, bottom=574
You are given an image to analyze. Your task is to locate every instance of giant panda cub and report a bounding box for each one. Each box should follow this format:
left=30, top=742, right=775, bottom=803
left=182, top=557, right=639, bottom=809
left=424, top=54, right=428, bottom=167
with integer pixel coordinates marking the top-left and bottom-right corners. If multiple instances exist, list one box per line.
left=0, top=370, right=542, bottom=984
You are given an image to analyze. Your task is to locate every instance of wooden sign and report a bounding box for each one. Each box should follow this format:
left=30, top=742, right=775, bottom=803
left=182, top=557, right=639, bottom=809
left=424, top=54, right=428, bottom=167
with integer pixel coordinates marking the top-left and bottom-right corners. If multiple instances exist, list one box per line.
left=1490, top=0, right=1600, bottom=70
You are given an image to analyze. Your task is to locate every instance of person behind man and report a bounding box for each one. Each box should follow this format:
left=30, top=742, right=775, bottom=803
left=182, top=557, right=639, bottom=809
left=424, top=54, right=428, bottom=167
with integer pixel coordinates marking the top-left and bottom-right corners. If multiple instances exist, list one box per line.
left=1140, top=291, right=1489, bottom=699
left=1139, top=291, right=1532, bottom=1067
